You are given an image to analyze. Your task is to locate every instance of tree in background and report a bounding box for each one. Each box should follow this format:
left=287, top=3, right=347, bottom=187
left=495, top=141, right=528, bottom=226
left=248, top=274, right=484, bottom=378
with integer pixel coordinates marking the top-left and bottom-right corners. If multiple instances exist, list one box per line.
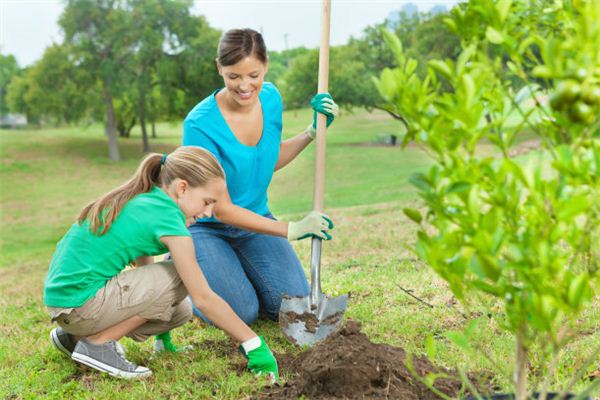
left=6, top=69, right=40, bottom=125
left=15, top=45, right=93, bottom=125
left=60, top=0, right=135, bottom=161
left=279, top=46, right=378, bottom=111
left=278, top=9, right=460, bottom=114
left=0, top=54, right=19, bottom=119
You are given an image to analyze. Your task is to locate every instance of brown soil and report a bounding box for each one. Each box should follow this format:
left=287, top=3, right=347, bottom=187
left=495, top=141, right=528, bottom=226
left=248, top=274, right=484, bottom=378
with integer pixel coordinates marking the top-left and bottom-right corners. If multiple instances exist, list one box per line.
left=280, top=311, right=320, bottom=334
left=253, top=320, right=471, bottom=400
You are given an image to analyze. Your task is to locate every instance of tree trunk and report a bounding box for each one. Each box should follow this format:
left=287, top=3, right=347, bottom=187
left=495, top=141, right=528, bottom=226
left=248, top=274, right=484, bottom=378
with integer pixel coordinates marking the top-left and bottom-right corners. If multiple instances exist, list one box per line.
left=139, top=84, right=150, bottom=153
left=126, top=116, right=136, bottom=137
left=102, top=84, right=121, bottom=161
left=152, top=121, right=156, bottom=138
left=515, top=325, right=528, bottom=400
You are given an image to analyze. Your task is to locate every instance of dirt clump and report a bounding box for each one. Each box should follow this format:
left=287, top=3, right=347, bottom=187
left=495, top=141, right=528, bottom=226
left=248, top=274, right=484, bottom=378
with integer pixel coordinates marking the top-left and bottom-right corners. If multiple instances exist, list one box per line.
left=256, top=320, right=466, bottom=399
left=280, top=311, right=319, bottom=334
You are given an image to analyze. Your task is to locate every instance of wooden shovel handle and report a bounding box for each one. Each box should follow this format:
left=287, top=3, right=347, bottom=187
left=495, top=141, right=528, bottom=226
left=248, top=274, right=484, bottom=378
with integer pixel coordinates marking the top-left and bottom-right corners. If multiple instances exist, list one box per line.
left=313, top=0, right=331, bottom=212
left=309, top=0, right=331, bottom=305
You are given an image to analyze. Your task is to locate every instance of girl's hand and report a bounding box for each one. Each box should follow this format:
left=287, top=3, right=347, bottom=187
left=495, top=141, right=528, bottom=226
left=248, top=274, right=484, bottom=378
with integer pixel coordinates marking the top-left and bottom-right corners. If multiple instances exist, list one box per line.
left=239, top=336, right=278, bottom=383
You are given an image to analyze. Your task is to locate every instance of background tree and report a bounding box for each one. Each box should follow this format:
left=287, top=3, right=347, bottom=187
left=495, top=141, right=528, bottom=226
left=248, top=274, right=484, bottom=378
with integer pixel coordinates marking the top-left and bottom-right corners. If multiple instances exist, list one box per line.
left=0, top=54, right=19, bottom=119
left=59, top=0, right=135, bottom=161
left=24, top=44, right=92, bottom=125
left=6, top=69, right=40, bottom=125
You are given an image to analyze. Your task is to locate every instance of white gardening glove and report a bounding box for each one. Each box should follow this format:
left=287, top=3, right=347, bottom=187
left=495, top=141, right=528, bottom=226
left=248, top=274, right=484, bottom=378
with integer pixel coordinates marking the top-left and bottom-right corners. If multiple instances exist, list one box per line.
left=287, top=211, right=334, bottom=241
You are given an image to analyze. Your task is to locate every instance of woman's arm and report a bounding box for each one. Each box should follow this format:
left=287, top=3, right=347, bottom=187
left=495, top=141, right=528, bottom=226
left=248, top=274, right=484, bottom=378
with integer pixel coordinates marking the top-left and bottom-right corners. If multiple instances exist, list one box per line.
left=213, top=190, right=289, bottom=236
left=274, top=93, right=339, bottom=171
left=274, top=130, right=313, bottom=171
left=161, top=235, right=256, bottom=343
left=213, top=189, right=334, bottom=241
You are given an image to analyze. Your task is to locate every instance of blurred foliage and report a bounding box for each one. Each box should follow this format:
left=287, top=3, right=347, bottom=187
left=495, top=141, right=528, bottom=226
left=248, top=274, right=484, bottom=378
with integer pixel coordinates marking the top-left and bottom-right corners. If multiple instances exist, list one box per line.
left=374, top=0, right=600, bottom=398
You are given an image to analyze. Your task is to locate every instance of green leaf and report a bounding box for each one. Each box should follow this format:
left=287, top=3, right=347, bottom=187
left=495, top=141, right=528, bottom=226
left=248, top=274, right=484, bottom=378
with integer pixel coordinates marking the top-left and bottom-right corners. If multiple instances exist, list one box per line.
left=496, top=0, right=512, bottom=23
left=461, top=73, right=476, bottom=108
left=472, top=280, right=502, bottom=297
left=409, top=173, right=431, bottom=193
left=428, top=60, right=453, bottom=81
left=445, top=330, right=470, bottom=351
left=443, top=17, right=457, bottom=33
left=425, top=334, right=436, bottom=359
left=403, top=208, right=423, bottom=224
left=486, top=27, right=505, bottom=44
left=381, top=28, right=403, bottom=59
left=405, top=59, right=418, bottom=76
left=377, top=68, right=398, bottom=101
left=568, top=273, right=591, bottom=309
left=457, top=44, right=476, bottom=74
left=446, top=181, right=471, bottom=195
left=556, top=195, right=591, bottom=220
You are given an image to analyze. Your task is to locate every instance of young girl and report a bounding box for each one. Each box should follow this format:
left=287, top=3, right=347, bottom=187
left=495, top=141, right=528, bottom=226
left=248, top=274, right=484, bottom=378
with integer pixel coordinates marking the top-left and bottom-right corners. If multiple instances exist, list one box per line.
left=44, top=146, right=278, bottom=380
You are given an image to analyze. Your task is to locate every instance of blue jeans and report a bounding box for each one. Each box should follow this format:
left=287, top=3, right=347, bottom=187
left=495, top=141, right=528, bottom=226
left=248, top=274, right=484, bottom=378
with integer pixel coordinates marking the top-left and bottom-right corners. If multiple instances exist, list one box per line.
left=188, top=214, right=310, bottom=324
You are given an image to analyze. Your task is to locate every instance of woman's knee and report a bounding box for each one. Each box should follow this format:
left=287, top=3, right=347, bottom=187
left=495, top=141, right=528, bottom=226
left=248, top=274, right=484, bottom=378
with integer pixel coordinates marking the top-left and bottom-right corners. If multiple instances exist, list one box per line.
left=237, top=301, right=259, bottom=325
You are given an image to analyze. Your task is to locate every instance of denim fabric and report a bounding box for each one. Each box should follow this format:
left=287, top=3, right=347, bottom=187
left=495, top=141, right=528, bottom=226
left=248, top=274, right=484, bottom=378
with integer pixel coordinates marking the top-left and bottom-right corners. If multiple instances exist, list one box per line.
left=188, top=214, right=309, bottom=324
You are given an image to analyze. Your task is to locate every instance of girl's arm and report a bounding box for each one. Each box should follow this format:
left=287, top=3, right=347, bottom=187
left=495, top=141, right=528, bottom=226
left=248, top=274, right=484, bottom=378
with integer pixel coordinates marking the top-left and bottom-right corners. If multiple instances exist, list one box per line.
left=160, top=235, right=256, bottom=343
left=274, top=131, right=313, bottom=171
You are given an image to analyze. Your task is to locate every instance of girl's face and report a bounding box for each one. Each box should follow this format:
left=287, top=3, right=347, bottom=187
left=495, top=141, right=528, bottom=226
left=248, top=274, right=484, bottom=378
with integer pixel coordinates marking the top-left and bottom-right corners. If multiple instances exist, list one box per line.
left=217, top=56, right=268, bottom=107
left=171, top=178, right=226, bottom=224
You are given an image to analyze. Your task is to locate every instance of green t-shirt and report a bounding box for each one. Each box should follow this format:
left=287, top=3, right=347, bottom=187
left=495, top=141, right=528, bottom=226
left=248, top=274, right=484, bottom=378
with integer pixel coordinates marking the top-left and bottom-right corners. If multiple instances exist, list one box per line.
left=44, top=186, right=191, bottom=308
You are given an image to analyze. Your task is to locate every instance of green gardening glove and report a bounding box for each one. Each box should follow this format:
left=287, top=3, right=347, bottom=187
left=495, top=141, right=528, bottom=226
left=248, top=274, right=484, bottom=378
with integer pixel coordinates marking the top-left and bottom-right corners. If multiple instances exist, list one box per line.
left=287, top=211, right=334, bottom=241
left=306, top=93, right=339, bottom=139
left=154, top=331, right=192, bottom=353
left=239, top=336, right=279, bottom=383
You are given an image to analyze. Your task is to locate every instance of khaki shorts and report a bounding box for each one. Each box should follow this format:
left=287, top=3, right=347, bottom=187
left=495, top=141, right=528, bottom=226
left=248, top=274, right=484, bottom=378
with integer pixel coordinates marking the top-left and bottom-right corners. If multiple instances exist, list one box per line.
left=48, top=261, right=192, bottom=341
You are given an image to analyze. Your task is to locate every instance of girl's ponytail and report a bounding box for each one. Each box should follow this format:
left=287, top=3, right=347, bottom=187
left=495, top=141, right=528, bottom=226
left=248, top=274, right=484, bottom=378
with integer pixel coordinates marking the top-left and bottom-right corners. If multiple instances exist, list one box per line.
left=78, top=153, right=163, bottom=235
left=78, top=147, right=224, bottom=235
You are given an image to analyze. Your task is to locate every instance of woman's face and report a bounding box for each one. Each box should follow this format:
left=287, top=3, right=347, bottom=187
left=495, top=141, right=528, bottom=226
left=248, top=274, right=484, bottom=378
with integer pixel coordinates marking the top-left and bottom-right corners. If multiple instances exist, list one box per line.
left=217, top=56, right=268, bottom=107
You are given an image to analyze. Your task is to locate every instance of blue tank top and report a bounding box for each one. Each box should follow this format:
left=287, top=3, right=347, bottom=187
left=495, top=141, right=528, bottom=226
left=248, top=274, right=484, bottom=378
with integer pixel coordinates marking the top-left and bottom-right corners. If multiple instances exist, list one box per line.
left=182, top=82, right=282, bottom=221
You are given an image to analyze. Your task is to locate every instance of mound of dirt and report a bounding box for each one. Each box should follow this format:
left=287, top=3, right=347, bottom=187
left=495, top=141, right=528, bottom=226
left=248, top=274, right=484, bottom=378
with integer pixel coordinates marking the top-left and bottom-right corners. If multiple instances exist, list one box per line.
left=256, top=320, right=468, bottom=399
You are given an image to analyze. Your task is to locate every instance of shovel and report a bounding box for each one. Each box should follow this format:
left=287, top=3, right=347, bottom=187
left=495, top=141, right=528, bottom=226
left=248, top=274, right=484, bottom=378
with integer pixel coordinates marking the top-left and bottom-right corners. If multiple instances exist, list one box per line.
left=279, top=0, right=348, bottom=347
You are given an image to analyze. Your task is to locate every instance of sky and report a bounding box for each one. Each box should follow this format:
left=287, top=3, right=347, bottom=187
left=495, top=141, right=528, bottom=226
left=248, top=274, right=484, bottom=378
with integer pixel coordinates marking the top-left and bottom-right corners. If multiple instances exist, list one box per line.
left=0, top=0, right=459, bottom=67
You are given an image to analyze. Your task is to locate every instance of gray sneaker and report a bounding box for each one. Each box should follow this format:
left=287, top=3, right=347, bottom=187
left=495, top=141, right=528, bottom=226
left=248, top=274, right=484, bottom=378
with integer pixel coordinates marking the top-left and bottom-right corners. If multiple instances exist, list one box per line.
left=50, top=327, right=77, bottom=356
left=71, top=338, right=152, bottom=379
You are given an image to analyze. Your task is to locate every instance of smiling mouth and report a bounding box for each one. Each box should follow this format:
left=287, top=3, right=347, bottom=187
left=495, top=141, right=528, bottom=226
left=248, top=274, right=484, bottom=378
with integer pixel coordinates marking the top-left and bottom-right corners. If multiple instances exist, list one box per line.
left=236, top=90, right=254, bottom=100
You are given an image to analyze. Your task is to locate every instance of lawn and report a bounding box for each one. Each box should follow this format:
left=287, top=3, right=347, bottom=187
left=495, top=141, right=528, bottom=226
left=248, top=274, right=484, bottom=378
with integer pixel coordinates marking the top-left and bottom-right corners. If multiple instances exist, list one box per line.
left=0, top=108, right=597, bottom=399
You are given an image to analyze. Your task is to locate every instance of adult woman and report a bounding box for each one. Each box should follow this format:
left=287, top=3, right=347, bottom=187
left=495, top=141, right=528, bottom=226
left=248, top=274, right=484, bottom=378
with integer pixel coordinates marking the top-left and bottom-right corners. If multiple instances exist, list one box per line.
left=183, top=28, right=338, bottom=324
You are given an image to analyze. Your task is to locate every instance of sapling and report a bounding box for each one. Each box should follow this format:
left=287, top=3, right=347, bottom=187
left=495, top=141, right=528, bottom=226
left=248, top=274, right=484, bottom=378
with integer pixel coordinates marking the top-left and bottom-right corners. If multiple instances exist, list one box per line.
left=373, top=1, right=600, bottom=399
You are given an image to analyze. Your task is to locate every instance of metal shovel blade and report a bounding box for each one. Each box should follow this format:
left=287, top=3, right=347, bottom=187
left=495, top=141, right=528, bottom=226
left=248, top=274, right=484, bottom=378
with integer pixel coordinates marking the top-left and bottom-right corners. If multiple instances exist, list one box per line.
left=279, top=238, right=348, bottom=346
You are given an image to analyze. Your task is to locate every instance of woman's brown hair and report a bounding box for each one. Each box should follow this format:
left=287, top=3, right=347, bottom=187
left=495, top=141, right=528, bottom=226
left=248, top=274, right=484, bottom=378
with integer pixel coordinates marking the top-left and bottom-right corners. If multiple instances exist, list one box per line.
left=217, top=28, right=267, bottom=66
left=78, top=146, right=224, bottom=235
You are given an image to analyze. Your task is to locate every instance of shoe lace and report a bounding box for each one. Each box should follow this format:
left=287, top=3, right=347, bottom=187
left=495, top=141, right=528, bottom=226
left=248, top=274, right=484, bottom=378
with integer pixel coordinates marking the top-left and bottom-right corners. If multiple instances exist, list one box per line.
left=109, top=341, right=137, bottom=369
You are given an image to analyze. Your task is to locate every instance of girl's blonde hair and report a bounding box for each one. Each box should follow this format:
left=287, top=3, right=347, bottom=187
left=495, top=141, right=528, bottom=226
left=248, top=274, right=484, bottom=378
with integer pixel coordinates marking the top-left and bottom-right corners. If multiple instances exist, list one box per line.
left=78, top=146, right=224, bottom=235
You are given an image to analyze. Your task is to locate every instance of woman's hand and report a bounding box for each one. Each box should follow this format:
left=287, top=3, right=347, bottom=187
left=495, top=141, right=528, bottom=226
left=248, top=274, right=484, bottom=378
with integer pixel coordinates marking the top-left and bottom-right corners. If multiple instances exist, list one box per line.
left=287, top=211, right=334, bottom=241
left=305, top=93, right=339, bottom=139
left=239, top=336, right=279, bottom=383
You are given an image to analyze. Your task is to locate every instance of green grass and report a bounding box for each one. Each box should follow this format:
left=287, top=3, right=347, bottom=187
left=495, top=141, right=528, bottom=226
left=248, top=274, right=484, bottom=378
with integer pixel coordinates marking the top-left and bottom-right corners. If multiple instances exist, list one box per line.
left=0, top=108, right=598, bottom=399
